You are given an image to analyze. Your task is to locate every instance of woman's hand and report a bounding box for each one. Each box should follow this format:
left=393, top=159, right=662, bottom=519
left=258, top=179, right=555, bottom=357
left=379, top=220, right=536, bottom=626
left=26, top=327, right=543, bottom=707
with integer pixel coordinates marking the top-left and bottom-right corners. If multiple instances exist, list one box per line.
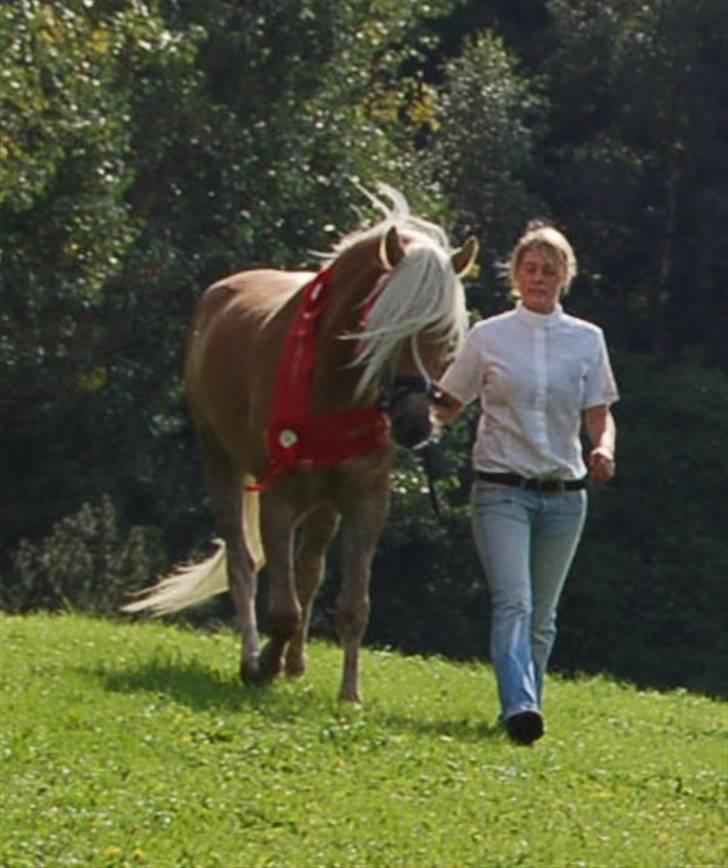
left=429, top=388, right=463, bottom=430
left=584, top=405, right=617, bottom=483
left=589, top=446, right=616, bottom=482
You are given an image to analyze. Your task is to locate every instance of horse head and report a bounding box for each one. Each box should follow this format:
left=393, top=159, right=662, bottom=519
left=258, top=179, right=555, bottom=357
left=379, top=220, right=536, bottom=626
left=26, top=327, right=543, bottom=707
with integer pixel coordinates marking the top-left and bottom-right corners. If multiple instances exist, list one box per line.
left=359, top=223, right=479, bottom=450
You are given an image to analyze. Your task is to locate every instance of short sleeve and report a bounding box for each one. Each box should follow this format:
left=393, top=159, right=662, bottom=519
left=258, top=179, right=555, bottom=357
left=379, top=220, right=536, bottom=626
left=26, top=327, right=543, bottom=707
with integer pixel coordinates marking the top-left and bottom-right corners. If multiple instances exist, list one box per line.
left=439, top=325, right=484, bottom=406
left=583, top=330, right=619, bottom=409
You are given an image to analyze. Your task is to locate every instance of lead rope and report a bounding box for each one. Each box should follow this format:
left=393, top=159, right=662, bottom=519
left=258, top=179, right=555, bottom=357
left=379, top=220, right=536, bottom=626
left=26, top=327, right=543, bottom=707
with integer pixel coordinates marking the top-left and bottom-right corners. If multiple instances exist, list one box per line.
left=411, top=335, right=445, bottom=521
left=419, top=441, right=444, bottom=521
left=419, top=380, right=459, bottom=523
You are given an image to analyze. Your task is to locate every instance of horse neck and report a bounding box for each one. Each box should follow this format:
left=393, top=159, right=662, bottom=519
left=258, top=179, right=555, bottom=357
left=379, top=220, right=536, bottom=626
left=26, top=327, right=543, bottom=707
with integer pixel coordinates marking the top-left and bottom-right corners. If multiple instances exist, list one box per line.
left=311, top=240, right=384, bottom=414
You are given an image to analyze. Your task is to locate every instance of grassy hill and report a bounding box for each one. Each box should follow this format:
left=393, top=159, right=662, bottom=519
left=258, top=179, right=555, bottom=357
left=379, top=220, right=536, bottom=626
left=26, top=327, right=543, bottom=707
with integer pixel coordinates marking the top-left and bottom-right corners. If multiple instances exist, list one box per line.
left=1, top=613, right=725, bottom=867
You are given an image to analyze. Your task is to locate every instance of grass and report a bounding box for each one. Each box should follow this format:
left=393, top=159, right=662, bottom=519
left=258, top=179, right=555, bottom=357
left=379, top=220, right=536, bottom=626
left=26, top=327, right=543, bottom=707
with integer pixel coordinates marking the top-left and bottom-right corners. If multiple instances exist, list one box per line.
left=1, top=613, right=726, bottom=868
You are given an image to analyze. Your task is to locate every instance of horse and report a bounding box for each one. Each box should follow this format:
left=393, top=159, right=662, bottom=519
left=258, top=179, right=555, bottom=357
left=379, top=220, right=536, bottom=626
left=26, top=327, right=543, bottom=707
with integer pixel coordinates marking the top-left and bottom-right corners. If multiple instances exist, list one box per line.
left=123, top=185, right=478, bottom=703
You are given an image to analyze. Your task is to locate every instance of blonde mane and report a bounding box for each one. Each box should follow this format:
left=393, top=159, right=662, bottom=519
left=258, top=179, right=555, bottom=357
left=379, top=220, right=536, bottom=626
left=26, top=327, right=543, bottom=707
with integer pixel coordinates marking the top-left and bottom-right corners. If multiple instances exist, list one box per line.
left=324, top=184, right=469, bottom=397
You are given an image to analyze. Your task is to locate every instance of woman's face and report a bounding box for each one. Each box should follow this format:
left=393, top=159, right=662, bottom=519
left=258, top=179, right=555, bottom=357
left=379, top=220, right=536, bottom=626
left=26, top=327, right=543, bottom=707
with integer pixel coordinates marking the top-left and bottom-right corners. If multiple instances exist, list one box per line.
left=515, top=248, right=564, bottom=315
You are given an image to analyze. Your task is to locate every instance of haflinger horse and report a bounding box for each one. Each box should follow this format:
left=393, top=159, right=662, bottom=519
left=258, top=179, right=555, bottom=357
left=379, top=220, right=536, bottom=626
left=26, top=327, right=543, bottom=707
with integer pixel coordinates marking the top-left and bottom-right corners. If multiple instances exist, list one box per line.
left=123, top=185, right=478, bottom=703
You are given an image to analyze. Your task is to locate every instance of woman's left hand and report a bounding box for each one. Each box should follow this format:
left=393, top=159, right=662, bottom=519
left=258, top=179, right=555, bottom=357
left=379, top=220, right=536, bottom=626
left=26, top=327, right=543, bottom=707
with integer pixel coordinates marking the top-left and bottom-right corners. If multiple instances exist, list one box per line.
left=589, top=447, right=616, bottom=482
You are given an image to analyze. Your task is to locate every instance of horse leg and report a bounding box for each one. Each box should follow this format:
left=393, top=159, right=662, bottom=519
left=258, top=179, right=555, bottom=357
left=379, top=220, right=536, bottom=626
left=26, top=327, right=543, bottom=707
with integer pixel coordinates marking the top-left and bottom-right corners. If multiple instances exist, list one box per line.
left=336, top=489, right=389, bottom=703
left=285, top=505, right=341, bottom=678
left=199, top=431, right=261, bottom=684
left=257, top=494, right=301, bottom=681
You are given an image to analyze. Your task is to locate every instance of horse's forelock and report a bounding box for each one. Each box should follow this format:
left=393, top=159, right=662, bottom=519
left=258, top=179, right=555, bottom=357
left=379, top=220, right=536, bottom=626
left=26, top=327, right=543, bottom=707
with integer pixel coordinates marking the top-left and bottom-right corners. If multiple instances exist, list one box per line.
left=318, top=186, right=467, bottom=397
left=350, top=236, right=469, bottom=397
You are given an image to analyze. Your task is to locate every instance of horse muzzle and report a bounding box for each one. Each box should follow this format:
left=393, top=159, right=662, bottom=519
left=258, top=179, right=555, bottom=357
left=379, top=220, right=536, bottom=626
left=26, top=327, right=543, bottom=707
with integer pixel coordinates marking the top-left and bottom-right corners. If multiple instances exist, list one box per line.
left=378, top=376, right=438, bottom=450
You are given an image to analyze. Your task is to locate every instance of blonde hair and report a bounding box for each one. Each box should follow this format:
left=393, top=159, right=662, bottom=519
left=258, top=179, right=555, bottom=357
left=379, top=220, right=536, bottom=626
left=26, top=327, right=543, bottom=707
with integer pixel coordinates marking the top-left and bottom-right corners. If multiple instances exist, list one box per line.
left=508, top=220, right=577, bottom=298
left=327, top=184, right=469, bottom=398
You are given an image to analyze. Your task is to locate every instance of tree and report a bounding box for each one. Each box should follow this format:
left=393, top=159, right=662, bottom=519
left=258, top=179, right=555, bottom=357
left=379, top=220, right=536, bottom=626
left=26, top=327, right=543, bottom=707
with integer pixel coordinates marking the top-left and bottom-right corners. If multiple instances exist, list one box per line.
left=0, top=0, right=187, bottom=545
left=535, top=0, right=728, bottom=362
left=418, top=30, right=546, bottom=315
left=0, top=0, right=465, bottom=567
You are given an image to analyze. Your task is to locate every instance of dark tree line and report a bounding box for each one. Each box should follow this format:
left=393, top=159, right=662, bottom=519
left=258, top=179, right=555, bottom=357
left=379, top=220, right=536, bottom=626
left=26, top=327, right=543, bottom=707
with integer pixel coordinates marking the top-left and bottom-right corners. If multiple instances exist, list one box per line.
left=1, top=0, right=725, bottom=696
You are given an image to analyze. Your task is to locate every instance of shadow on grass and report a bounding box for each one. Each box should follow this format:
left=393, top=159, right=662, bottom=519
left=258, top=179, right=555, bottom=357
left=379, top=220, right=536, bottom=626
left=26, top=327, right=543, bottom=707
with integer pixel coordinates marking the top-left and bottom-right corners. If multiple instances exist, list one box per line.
left=377, top=713, right=503, bottom=743
left=83, top=656, right=505, bottom=743
left=84, top=656, right=313, bottom=715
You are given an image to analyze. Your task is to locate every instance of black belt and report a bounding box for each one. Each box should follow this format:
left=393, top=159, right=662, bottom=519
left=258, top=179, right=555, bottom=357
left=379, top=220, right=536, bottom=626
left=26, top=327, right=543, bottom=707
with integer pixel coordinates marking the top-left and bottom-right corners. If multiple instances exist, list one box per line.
left=475, top=471, right=587, bottom=492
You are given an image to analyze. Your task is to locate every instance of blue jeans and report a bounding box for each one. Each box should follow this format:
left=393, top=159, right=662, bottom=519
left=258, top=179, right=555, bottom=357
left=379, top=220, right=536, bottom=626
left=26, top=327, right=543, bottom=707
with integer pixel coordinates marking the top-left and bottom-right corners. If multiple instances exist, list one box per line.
left=471, top=481, right=588, bottom=721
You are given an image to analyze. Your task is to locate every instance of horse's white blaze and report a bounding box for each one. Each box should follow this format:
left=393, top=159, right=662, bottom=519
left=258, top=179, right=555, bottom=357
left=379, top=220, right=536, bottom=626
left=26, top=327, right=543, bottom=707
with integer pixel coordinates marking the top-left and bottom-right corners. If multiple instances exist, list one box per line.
left=352, top=240, right=468, bottom=397
left=409, top=334, right=431, bottom=385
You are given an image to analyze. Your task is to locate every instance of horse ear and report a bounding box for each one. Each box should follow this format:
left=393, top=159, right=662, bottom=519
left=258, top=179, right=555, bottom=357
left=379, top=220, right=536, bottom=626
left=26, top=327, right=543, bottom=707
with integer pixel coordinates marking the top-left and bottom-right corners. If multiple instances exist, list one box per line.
left=451, top=237, right=479, bottom=276
left=379, top=225, right=405, bottom=271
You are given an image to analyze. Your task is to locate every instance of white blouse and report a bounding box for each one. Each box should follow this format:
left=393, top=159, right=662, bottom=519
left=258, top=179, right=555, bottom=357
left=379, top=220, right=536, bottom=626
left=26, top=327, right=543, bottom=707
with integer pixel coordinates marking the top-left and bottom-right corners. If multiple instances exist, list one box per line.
left=439, top=303, right=619, bottom=480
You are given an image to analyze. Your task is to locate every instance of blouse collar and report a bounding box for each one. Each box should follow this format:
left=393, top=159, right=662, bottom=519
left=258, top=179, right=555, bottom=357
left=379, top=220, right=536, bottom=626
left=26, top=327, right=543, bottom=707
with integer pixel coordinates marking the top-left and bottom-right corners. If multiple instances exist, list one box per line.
left=515, top=301, right=564, bottom=328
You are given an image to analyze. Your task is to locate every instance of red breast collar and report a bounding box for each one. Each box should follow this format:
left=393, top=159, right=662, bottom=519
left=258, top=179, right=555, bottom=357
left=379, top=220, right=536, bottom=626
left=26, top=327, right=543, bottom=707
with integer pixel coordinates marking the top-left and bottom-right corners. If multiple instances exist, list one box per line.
left=247, top=267, right=389, bottom=491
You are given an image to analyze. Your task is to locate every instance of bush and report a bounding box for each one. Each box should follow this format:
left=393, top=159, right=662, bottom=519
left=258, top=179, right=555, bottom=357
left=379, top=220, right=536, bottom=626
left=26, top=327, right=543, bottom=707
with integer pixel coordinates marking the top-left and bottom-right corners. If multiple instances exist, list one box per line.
left=555, top=351, right=728, bottom=697
left=4, top=496, right=162, bottom=615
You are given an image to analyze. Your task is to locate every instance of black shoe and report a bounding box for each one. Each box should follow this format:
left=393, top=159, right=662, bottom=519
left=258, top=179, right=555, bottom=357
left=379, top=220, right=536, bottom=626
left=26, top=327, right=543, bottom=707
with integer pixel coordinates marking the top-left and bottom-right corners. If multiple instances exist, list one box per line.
left=505, top=710, right=544, bottom=745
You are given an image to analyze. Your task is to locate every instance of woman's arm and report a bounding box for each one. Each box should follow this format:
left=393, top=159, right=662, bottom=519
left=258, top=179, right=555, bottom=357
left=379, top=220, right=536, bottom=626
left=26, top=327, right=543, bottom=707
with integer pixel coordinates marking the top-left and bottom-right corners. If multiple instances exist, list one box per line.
left=584, top=404, right=616, bottom=482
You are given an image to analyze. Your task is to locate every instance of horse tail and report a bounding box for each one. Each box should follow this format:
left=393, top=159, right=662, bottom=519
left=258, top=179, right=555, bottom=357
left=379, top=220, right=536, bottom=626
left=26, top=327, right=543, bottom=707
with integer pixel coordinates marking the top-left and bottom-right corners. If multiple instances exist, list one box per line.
left=243, top=477, right=265, bottom=572
left=122, top=476, right=265, bottom=617
left=122, top=540, right=229, bottom=616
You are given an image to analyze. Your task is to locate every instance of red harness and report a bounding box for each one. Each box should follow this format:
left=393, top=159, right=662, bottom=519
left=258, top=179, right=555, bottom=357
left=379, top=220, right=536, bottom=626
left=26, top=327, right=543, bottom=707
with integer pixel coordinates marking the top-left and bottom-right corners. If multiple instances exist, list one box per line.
left=246, top=267, right=390, bottom=492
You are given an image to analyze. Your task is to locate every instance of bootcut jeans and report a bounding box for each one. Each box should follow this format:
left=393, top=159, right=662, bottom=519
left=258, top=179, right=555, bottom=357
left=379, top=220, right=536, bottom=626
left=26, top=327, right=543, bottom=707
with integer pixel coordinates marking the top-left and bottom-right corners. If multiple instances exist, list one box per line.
left=471, top=480, right=588, bottom=722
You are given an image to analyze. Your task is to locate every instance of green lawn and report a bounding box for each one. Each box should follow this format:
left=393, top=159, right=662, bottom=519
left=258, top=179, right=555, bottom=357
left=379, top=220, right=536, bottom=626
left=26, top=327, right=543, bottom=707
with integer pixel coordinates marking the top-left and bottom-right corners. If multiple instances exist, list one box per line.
left=1, top=613, right=725, bottom=867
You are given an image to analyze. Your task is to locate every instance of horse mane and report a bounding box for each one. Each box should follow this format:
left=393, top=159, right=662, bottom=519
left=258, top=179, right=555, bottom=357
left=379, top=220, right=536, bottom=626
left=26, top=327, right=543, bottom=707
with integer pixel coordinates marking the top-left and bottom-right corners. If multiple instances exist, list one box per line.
left=322, top=184, right=470, bottom=397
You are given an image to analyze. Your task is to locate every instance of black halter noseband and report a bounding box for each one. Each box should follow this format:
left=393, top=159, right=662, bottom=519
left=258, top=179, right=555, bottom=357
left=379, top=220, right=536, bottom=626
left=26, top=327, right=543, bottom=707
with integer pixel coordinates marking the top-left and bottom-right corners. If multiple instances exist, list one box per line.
left=377, top=374, right=451, bottom=414
left=376, top=374, right=449, bottom=520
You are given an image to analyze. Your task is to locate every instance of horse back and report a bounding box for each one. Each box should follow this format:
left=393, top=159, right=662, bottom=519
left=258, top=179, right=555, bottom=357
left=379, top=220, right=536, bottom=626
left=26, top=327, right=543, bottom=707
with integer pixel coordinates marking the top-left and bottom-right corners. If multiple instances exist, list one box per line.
left=185, top=268, right=315, bottom=469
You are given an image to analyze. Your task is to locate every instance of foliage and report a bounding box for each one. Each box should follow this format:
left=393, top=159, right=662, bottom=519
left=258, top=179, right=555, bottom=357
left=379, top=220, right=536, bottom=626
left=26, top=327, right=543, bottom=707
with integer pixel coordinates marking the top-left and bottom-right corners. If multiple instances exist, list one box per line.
left=2, top=614, right=726, bottom=867
left=537, top=0, right=728, bottom=362
left=421, top=28, right=546, bottom=313
left=3, top=496, right=161, bottom=615
left=367, top=414, right=488, bottom=659
left=0, top=0, right=200, bottom=548
left=0, top=0, right=463, bottom=561
left=556, top=352, right=728, bottom=696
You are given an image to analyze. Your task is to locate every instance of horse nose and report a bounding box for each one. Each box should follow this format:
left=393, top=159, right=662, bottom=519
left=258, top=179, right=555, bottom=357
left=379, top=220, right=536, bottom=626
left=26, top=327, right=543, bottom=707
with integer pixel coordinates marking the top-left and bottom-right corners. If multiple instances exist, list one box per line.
left=389, top=395, right=433, bottom=450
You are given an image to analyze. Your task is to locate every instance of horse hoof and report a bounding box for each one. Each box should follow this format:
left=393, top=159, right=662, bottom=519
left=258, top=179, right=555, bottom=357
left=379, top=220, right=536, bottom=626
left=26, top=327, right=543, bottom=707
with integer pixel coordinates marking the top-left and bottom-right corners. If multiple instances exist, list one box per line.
left=240, top=656, right=265, bottom=686
left=284, top=654, right=306, bottom=678
left=258, top=642, right=284, bottom=681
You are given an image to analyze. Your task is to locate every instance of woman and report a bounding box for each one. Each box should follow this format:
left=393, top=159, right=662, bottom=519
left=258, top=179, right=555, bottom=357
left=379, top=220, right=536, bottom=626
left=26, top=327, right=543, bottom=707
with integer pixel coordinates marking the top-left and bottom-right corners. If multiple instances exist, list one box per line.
left=433, top=221, right=618, bottom=745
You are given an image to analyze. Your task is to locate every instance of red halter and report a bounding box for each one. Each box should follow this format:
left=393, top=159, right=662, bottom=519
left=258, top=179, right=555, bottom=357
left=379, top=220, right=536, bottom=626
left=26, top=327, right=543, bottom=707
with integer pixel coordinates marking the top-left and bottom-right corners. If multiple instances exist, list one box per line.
left=246, top=267, right=390, bottom=492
